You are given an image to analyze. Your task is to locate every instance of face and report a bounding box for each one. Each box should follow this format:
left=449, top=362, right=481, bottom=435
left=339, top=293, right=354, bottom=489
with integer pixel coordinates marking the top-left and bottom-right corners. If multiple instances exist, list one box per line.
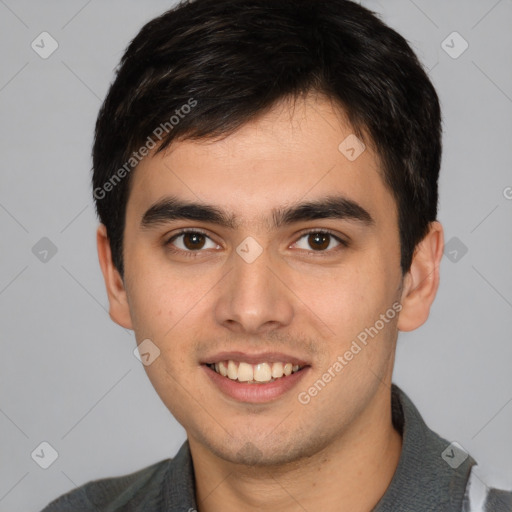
left=106, top=94, right=409, bottom=466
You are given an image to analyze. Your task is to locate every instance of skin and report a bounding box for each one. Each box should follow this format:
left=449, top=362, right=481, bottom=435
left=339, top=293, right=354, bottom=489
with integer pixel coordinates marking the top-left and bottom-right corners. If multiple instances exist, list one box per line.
left=97, top=93, right=444, bottom=511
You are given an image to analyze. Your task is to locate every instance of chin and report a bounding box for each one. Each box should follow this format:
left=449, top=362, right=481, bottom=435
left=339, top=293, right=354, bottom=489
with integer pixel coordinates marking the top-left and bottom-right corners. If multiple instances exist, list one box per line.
left=196, top=429, right=330, bottom=468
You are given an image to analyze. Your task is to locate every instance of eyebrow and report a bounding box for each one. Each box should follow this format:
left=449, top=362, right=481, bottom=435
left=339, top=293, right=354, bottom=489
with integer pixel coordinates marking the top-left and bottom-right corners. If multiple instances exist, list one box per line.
left=140, top=195, right=375, bottom=230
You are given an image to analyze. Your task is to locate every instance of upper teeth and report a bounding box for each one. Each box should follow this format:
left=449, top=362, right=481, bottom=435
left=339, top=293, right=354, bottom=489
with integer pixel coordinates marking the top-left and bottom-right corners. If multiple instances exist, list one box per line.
left=211, top=360, right=302, bottom=383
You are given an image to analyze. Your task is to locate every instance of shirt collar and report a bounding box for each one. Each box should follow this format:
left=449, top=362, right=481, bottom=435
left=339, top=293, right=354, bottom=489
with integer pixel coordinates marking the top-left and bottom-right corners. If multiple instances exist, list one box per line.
left=373, top=384, right=476, bottom=511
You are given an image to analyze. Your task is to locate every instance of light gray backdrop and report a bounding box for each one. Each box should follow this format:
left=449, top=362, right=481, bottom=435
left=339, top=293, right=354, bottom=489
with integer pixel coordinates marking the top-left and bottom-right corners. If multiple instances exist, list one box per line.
left=0, top=1, right=511, bottom=510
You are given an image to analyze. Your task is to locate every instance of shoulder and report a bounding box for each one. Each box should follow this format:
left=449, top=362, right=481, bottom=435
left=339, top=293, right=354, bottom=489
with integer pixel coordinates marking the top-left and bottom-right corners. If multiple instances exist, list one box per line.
left=40, top=458, right=172, bottom=511
left=485, top=487, right=512, bottom=511
left=464, top=468, right=512, bottom=512
left=485, top=489, right=512, bottom=512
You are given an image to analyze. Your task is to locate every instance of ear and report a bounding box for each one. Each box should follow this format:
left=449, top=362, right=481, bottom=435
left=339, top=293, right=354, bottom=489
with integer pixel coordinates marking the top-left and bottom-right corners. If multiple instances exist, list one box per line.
left=96, top=224, right=133, bottom=330
left=397, top=221, right=444, bottom=332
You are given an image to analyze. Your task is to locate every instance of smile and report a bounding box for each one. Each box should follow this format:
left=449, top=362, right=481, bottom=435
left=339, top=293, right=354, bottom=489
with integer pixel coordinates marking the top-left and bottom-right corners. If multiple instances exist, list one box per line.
left=207, top=360, right=305, bottom=384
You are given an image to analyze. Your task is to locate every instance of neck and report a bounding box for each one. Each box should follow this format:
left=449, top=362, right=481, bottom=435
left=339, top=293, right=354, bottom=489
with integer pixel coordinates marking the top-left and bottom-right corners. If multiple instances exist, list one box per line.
left=189, top=385, right=402, bottom=512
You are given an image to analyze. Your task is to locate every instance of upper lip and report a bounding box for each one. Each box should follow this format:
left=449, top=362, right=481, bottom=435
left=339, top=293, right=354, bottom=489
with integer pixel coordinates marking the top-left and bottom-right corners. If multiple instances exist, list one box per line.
left=202, top=351, right=310, bottom=366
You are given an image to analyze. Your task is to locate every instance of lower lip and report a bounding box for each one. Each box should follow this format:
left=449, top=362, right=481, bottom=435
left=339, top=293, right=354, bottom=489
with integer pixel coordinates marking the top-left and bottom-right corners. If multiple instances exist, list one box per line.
left=203, top=364, right=310, bottom=403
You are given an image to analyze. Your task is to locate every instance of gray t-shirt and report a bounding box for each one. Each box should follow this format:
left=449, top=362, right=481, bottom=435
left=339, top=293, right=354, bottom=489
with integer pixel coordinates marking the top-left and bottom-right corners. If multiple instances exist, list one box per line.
left=41, top=384, right=512, bottom=511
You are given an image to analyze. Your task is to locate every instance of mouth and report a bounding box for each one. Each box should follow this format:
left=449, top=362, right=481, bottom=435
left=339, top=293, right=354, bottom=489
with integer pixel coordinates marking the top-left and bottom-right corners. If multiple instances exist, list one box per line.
left=202, top=352, right=311, bottom=403
left=206, top=360, right=306, bottom=384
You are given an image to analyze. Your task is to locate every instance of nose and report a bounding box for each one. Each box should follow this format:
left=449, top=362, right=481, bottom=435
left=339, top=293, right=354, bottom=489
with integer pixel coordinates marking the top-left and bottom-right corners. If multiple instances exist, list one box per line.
left=214, top=244, right=294, bottom=335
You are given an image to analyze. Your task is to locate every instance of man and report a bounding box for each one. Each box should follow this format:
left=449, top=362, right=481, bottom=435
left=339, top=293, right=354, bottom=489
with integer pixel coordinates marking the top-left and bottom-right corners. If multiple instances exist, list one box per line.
left=42, top=0, right=511, bottom=510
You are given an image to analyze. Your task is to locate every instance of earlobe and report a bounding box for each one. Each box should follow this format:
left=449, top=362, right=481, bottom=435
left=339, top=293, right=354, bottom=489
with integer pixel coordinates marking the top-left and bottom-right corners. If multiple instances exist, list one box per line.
left=397, top=221, right=444, bottom=332
left=96, top=225, right=133, bottom=330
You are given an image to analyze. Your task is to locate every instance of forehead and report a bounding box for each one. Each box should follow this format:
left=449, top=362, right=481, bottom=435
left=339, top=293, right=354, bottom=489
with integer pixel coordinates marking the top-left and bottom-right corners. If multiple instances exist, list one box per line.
left=126, top=95, right=395, bottom=227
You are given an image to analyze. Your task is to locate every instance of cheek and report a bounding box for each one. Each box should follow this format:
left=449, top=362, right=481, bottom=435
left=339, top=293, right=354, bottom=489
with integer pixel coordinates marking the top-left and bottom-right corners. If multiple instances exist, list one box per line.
left=293, top=264, right=378, bottom=326
left=290, top=251, right=399, bottom=353
left=125, top=253, right=215, bottom=352
left=125, top=276, right=170, bottom=336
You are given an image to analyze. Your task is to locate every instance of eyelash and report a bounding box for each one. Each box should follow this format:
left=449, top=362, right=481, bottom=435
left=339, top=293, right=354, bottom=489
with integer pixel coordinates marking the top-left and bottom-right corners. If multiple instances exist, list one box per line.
left=165, top=228, right=349, bottom=258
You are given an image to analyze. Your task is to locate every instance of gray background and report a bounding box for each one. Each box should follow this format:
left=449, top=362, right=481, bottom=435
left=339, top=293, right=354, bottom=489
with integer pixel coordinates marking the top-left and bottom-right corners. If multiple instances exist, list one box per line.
left=0, top=1, right=511, bottom=510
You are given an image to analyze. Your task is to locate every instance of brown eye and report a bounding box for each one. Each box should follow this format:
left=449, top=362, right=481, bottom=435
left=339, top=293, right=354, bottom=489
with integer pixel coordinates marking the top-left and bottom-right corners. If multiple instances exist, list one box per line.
left=293, top=230, right=347, bottom=253
left=308, top=232, right=331, bottom=251
left=168, top=231, right=218, bottom=252
left=182, top=232, right=206, bottom=250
